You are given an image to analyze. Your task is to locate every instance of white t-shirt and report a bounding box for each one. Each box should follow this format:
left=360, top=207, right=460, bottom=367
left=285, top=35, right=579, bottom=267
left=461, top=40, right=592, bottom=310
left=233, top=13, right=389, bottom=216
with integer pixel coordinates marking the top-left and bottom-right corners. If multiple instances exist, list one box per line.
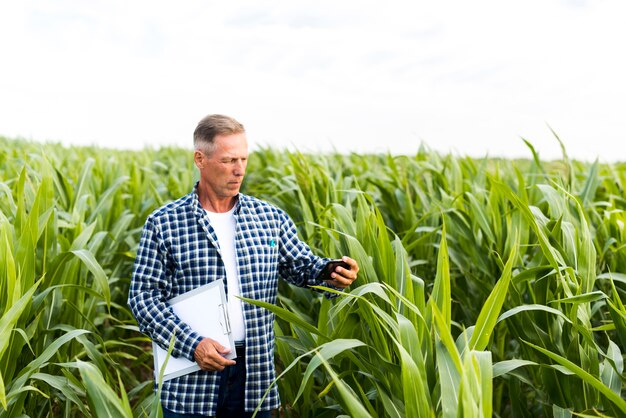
left=205, top=207, right=246, bottom=342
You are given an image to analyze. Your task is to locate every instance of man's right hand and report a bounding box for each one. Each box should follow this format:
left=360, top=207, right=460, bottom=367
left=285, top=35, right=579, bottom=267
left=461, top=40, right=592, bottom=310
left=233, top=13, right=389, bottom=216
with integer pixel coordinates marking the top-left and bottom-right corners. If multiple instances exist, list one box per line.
left=194, top=338, right=236, bottom=371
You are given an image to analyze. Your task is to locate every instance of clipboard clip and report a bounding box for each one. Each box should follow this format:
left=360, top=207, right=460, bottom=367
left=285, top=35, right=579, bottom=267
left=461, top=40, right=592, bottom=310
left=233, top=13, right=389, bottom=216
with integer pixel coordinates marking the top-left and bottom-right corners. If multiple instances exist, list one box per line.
left=218, top=303, right=231, bottom=335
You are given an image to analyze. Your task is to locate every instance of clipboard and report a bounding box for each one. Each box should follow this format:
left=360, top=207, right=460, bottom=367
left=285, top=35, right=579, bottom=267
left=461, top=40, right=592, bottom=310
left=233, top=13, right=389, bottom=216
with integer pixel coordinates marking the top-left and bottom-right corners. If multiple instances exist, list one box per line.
left=152, top=279, right=236, bottom=382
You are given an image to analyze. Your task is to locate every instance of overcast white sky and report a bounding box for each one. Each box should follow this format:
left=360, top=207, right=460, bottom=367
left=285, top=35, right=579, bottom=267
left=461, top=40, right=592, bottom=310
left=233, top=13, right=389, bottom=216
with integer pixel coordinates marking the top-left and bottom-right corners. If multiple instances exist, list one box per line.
left=1, top=0, right=625, bottom=161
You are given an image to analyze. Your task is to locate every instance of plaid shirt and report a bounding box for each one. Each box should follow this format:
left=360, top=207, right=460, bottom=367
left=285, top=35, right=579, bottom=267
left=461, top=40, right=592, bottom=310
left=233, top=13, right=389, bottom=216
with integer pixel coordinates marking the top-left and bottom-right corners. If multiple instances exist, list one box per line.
left=128, top=185, right=333, bottom=415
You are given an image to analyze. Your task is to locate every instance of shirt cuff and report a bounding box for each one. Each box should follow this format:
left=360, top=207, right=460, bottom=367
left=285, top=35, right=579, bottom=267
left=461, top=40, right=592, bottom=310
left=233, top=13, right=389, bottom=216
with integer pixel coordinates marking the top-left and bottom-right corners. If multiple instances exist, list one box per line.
left=175, top=330, right=203, bottom=362
left=310, top=259, right=344, bottom=299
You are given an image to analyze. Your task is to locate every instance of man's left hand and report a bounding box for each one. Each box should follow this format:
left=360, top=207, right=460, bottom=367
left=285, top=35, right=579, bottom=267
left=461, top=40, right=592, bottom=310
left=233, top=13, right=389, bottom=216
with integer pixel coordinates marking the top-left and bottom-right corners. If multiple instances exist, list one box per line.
left=324, top=256, right=359, bottom=289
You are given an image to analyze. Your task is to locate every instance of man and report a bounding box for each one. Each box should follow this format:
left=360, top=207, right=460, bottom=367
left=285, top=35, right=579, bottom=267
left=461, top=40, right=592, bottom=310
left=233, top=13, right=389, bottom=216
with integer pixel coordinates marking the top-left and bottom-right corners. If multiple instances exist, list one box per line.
left=128, top=114, right=359, bottom=417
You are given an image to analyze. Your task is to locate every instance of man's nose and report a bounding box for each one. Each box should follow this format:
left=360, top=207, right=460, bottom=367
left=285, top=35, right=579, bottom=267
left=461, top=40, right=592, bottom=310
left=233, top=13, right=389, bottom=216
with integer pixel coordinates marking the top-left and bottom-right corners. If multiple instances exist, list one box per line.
left=233, top=160, right=245, bottom=175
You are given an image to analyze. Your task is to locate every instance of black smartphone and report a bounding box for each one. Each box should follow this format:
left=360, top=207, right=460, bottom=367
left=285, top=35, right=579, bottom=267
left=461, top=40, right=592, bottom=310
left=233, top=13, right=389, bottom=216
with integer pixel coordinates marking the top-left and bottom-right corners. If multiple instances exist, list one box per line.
left=318, top=259, right=350, bottom=281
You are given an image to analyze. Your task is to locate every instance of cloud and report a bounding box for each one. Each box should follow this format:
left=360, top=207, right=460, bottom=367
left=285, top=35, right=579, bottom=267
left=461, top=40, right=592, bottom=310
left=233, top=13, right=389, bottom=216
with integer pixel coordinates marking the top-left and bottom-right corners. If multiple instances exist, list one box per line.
left=1, top=0, right=625, bottom=161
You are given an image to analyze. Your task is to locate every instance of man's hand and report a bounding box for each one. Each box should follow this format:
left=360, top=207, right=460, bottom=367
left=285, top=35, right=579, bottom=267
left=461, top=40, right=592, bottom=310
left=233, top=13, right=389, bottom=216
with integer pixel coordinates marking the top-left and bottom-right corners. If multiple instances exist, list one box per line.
left=325, top=256, right=359, bottom=289
left=194, top=338, right=236, bottom=371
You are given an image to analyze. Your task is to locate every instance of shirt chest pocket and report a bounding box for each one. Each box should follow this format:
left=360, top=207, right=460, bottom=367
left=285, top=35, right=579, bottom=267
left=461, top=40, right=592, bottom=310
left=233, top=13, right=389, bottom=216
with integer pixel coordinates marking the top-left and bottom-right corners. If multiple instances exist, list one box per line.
left=236, top=229, right=279, bottom=283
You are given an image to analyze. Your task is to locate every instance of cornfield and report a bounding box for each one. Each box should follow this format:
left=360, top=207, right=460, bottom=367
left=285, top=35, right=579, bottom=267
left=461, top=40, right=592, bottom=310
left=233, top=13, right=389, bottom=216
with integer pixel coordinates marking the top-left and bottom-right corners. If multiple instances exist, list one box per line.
left=1, top=136, right=625, bottom=417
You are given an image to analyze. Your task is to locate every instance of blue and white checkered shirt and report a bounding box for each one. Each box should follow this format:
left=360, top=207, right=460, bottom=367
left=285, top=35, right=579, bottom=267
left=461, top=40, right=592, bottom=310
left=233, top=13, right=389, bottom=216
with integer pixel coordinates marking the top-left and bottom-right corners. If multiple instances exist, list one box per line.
left=128, top=185, right=332, bottom=415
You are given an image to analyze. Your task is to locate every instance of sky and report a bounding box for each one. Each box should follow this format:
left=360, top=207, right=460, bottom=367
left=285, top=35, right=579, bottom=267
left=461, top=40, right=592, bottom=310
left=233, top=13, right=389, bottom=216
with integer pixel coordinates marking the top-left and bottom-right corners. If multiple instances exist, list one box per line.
left=1, top=0, right=625, bottom=162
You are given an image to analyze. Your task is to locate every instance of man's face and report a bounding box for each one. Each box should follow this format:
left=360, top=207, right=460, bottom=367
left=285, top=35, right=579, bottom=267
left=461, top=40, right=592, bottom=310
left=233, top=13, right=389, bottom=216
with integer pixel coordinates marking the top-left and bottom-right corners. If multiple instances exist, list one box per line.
left=195, top=132, right=248, bottom=200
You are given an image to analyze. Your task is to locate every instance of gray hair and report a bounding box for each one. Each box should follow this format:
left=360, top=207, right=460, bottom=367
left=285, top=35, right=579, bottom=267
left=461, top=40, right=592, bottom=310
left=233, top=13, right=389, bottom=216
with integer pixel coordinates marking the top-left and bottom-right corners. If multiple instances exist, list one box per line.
left=193, top=114, right=245, bottom=154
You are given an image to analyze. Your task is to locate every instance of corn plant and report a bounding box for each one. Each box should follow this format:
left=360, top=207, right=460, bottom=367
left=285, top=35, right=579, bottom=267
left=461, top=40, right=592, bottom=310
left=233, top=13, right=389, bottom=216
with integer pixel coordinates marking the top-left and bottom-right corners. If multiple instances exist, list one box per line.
left=0, top=138, right=193, bottom=416
left=246, top=145, right=626, bottom=417
left=2, top=135, right=625, bottom=417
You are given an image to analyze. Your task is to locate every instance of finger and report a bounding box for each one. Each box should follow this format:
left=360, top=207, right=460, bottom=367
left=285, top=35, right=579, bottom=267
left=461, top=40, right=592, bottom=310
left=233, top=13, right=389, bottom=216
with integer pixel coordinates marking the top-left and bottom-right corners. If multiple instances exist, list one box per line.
left=331, top=261, right=350, bottom=278
left=200, top=354, right=236, bottom=371
left=332, top=265, right=357, bottom=281
left=207, top=356, right=236, bottom=371
left=206, top=349, right=236, bottom=365
left=216, top=345, right=232, bottom=355
left=211, top=339, right=231, bottom=353
left=331, top=276, right=351, bottom=288
left=341, top=256, right=359, bottom=274
left=332, top=268, right=356, bottom=281
left=199, top=360, right=225, bottom=372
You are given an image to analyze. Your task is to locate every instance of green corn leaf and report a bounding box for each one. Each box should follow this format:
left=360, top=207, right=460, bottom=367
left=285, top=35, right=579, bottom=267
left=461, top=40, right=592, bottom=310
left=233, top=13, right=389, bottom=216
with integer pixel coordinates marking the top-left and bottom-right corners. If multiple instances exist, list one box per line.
left=597, top=272, right=626, bottom=285
left=600, top=340, right=623, bottom=395
left=431, top=303, right=462, bottom=373
left=116, top=371, right=134, bottom=417
left=30, top=372, right=88, bottom=415
left=521, top=138, right=545, bottom=174
left=391, top=336, right=433, bottom=417
left=71, top=249, right=111, bottom=309
left=317, top=354, right=373, bottom=418
left=475, top=351, right=493, bottom=418
left=469, top=241, right=516, bottom=351
left=1, top=219, right=18, bottom=311
left=524, top=340, right=626, bottom=413
left=465, top=192, right=496, bottom=244
left=497, top=304, right=573, bottom=325
left=493, top=181, right=562, bottom=269
left=552, top=404, right=573, bottom=418
left=238, top=296, right=322, bottom=337
left=551, top=180, right=597, bottom=294
left=0, top=372, right=5, bottom=412
left=4, top=329, right=90, bottom=413
left=548, top=291, right=606, bottom=305
left=77, top=361, right=132, bottom=418
left=0, top=280, right=41, bottom=362
left=395, top=313, right=430, bottom=411
left=71, top=158, right=95, bottom=212
left=87, top=175, right=129, bottom=223
left=436, top=339, right=460, bottom=418
left=69, top=221, right=97, bottom=251
left=492, top=359, right=537, bottom=378
left=458, top=350, right=492, bottom=418
left=428, top=221, right=451, bottom=328
left=26, top=329, right=91, bottom=373
left=329, top=282, right=392, bottom=315
left=294, top=339, right=365, bottom=404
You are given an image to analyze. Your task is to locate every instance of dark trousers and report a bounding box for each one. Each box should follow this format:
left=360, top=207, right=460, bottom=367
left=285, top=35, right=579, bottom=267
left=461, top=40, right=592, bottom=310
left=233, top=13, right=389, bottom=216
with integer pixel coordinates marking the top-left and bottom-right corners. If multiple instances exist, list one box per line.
left=162, top=345, right=271, bottom=418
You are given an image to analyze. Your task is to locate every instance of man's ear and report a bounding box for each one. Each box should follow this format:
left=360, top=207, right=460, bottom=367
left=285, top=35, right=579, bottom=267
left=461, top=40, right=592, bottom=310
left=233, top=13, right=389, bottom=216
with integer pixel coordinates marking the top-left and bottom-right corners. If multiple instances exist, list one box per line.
left=194, top=150, right=204, bottom=169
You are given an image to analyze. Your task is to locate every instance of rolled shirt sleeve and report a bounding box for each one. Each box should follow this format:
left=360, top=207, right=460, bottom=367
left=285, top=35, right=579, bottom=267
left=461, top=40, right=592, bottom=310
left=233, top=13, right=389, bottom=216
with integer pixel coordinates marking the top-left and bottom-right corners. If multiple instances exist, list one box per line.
left=277, top=212, right=342, bottom=296
left=128, top=217, right=202, bottom=361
